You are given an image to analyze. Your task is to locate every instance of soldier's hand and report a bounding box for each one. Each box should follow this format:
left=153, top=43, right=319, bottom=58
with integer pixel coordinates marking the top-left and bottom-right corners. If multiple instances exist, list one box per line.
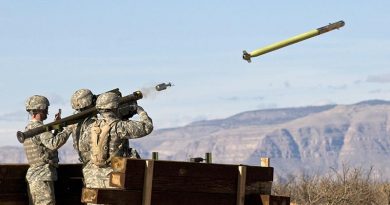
left=54, top=109, right=62, bottom=121
left=136, top=106, right=145, bottom=114
left=54, top=113, right=61, bottom=121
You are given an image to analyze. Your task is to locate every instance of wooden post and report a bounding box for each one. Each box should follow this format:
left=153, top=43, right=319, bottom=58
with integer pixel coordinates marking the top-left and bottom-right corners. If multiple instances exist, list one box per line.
left=152, top=152, right=159, bottom=160
left=111, top=156, right=127, bottom=173
left=110, top=172, right=125, bottom=188
left=81, top=188, right=98, bottom=203
left=205, top=152, right=212, bottom=163
left=236, top=165, right=247, bottom=205
left=260, top=157, right=270, bottom=167
left=142, top=160, right=154, bottom=205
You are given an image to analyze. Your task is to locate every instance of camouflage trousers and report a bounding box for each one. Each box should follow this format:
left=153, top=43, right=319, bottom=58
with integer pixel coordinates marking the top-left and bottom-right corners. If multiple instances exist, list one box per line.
left=83, top=164, right=115, bottom=205
left=27, top=180, right=55, bottom=205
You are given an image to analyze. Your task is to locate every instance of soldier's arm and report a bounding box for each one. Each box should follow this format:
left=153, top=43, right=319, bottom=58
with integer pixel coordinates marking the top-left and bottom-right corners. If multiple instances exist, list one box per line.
left=40, top=127, right=72, bottom=150
left=118, top=109, right=153, bottom=139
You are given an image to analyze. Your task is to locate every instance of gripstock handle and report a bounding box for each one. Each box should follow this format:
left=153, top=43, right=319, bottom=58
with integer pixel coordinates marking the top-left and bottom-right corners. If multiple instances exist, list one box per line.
left=17, top=126, right=48, bottom=143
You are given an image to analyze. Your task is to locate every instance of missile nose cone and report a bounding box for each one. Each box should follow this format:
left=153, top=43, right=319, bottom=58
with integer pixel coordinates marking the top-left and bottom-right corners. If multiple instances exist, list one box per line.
left=155, top=82, right=173, bottom=91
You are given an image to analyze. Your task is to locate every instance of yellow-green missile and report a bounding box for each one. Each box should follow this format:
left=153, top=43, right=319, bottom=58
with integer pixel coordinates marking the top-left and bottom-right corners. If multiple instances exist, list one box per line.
left=243, top=20, right=345, bottom=63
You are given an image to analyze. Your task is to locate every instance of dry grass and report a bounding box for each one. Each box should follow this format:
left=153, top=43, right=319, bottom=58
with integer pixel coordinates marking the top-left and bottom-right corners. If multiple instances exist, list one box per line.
left=272, top=165, right=390, bottom=205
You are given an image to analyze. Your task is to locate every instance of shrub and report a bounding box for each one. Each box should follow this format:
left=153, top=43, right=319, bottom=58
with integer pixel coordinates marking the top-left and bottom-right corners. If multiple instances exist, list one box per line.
left=272, top=165, right=390, bottom=205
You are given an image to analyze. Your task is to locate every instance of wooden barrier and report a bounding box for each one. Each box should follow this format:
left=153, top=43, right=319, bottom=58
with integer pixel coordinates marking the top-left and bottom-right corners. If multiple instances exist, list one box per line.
left=110, top=158, right=274, bottom=195
left=246, top=194, right=291, bottom=205
left=0, top=164, right=83, bottom=205
left=81, top=188, right=291, bottom=205
left=1, top=157, right=290, bottom=205
left=82, top=188, right=237, bottom=205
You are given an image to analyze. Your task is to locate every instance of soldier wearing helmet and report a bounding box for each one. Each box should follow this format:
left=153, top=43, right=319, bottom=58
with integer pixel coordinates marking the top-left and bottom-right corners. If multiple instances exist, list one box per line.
left=70, top=89, right=140, bottom=159
left=83, top=92, right=153, bottom=192
left=23, top=95, right=72, bottom=205
left=69, top=89, right=96, bottom=165
left=71, top=89, right=95, bottom=111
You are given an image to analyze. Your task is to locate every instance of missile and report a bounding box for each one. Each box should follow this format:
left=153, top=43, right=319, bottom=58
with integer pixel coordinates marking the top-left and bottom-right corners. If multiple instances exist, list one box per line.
left=243, top=20, right=345, bottom=63
left=155, top=82, right=173, bottom=91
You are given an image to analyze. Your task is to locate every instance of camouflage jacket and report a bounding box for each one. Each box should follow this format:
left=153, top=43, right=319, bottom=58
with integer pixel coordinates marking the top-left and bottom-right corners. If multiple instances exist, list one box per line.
left=71, top=115, right=96, bottom=164
left=23, top=119, right=71, bottom=181
left=86, top=110, right=153, bottom=168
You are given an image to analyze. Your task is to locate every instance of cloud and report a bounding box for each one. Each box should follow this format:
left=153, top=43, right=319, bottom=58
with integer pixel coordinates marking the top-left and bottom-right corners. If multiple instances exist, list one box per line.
left=220, top=96, right=264, bottom=102
left=0, top=110, right=27, bottom=122
left=154, top=114, right=209, bottom=128
left=220, top=96, right=240, bottom=101
left=366, top=74, right=390, bottom=83
left=368, top=89, right=382, bottom=94
left=256, top=103, right=278, bottom=110
left=251, top=96, right=264, bottom=101
left=284, top=81, right=290, bottom=88
left=310, top=99, right=336, bottom=106
left=47, top=93, right=67, bottom=105
left=327, top=84, right=347, bottom=90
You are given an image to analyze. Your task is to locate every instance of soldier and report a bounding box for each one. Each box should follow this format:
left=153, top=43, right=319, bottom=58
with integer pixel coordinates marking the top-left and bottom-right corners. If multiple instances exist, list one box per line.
left=70, top=89, right=141, bottom=166
left=70, top=89, right=96, bottom=166
left=83, top=92, right=153, bottom=191
left=23, top=95, right=72, bottom=205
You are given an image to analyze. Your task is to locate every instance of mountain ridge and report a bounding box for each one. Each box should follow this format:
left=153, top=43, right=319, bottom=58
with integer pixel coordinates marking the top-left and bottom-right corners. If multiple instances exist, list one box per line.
left=3, top=99, right=390, bottom=180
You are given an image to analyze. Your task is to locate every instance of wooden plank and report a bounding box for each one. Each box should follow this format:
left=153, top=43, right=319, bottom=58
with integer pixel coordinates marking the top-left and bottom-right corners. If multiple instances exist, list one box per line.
left=56, top=164, right=84, bottom=205
left=246, top=166, right=273, bottom=195
left=142, top=160, right=154, bottom=205
left=0, top=193, right=28, bottom=205
left=56, top=164, right=84, bottom=196
left=0, top=179, right=28, bottom=193
left=111, top=157, right=129, bottom=173
left=109, top=159, right=273, bottom=194
left=110, top=172, right=125, bottom=188
left=260, top=158, right=270, bottom=167
left=81, top=189, right=290, bottom=205
left=245, top=194, right=290, bottom=205
left=236, top=165, right=246, bottom=205
left=0, top=164, right=82, bottom=181
left=82, top=188, right=142, bottom=204
left=57, top=164, right=83, bottom=179
left=0, top=189, right=83, bottom=204
left=81, top=188, right=237, bottom=205
left=57, top=194, right=83, bottom=205
left=0, top=164, right=84, bottom=205
left=0, top=164, right=29, bottom=179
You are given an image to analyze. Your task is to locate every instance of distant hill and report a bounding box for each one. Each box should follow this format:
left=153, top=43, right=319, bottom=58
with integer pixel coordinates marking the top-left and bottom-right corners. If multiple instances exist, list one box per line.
left=3, top=100, right=390, bottom=181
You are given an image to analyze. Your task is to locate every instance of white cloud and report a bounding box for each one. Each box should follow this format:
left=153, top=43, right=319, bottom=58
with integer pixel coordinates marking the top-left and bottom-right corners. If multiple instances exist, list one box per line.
left=310, top=99, right=336, bottom=106
left=284, top=81, right=291, bottom=88
left=366, top=74, right=390, bottom=83
left=256, top=103, right=278, bottom=110
left=327, top=84, right=347, bottom=90
left=368, top=89, right=382, bottom=94
left=0, top=110, right=26, bottom=121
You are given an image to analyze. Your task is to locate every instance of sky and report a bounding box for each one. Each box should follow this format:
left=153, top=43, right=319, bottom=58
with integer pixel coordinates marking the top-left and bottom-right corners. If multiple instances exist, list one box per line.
left=0, top=1, right=390, bottom=146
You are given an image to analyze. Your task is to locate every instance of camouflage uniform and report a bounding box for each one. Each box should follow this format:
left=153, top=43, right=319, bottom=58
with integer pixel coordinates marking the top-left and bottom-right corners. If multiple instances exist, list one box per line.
left=69, top=89, right=98, bottom=194
left=23, top=95, right=71, bottom=205
left=83, top=92, right=153, bottom=192
left=70, top=89, right=140, bottom=165
left=70, top=116, right=95, bottom=164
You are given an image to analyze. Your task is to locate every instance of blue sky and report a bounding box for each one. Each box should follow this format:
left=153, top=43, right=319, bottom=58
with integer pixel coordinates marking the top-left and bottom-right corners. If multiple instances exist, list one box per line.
left=1, top=1, right=389, bottom=145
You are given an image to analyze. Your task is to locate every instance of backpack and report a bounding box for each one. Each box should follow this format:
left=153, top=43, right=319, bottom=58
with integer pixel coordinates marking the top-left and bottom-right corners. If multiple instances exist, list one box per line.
left=90, top=120, right=118, bottom=167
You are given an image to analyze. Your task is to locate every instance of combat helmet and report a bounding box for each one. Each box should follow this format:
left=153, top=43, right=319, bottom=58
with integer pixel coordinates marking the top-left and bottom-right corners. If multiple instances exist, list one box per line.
left=71, top=89, right=94, bottom=110
left=25, top=95, right=50, bottom=111
left=96, top=92, right=120, bottom=110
